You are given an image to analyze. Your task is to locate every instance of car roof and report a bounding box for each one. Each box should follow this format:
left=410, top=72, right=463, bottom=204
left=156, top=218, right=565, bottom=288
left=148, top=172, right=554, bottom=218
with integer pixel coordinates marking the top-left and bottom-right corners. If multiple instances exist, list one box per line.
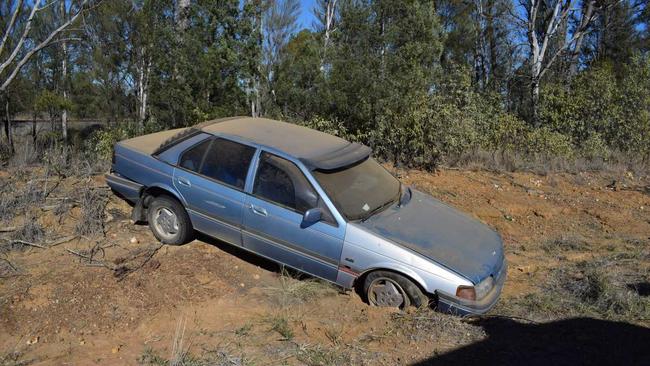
left=199, top=117, right=371, bottom=170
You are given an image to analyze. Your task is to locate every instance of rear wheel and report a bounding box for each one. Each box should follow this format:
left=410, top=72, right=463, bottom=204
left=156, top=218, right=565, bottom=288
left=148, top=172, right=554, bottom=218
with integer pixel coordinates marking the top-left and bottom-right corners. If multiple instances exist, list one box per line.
left=147, top=195, right=193, bottom=245
left=364, top=270, right=428, bottom=309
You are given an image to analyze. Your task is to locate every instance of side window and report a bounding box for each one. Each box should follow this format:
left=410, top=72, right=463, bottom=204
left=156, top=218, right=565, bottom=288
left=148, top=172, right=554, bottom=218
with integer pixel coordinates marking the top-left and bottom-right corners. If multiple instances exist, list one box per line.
left=178, top=139, right=211, bottom=172
left=199, top=138, right=256, bottom=189
left=253, top=152, right=335, bottom=224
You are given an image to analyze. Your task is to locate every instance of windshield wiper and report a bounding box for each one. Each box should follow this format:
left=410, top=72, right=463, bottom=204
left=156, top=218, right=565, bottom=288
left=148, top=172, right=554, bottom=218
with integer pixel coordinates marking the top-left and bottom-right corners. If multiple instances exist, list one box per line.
left=360, top=188, right=401, bottom=222
left=398, top=185, right=412, bottom=207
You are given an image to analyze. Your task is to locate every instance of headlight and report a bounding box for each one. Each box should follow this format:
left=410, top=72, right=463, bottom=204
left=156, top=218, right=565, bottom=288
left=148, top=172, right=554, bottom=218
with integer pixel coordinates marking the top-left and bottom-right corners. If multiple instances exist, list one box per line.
left=456, top=286, right=476, bottom=301
left=456, top=276, right=494, bottom=301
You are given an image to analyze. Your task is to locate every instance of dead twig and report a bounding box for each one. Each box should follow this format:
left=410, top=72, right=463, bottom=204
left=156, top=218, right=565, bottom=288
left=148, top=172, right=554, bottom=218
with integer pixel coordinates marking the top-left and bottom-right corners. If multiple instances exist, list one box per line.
left=47, top=235, right=77, bottom=247
left=65, top=248, right=115, bottom=269
left=115, top=244, right=163, bottom=281
left=6, top=240, right=47, bottom=249
left=1, top=256, right=17, bottom=272
left=0, top=227, right=16, bottom=233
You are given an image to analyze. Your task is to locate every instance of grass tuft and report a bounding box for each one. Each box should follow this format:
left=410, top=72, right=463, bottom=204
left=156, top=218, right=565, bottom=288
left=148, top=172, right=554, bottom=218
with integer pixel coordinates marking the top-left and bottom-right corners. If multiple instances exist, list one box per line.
left=264, top=268, right=338, bottom=306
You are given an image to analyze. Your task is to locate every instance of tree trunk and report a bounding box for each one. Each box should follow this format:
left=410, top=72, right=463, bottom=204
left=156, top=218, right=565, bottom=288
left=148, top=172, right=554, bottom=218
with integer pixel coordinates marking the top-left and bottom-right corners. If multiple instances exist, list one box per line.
left=137, top=56, right=151, bottom=128
left=61, top=39, right=68, bottom=141
left=60, top=1, right=69, bottom=141
left=4, top=96, right=13, bottom=154
left=531, top=78, right=540, bottom=127
left=568, top=1, right=595, bottom=77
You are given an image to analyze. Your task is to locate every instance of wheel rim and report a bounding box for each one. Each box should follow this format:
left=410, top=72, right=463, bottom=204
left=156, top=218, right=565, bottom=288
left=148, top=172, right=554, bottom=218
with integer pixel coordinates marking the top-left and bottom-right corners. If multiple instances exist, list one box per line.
left=368, top=277, right=408, bottom=308
left=152, top=207, right=179, bottom=240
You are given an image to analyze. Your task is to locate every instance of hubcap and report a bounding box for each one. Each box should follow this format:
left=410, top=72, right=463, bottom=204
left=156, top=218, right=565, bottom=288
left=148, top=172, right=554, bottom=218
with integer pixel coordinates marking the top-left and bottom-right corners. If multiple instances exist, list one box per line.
left=368, top=278, right=407, bottom=308
left=153, top=207, right=179, bottom=240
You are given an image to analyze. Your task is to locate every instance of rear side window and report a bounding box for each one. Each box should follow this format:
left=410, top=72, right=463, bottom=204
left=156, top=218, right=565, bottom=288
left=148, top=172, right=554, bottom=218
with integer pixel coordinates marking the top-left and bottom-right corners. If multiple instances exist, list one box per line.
left=199, top=138, right=256, bottom=189
left=253, top=152, right=335, bottom=224
left=179, top=139, right=211, bottom=172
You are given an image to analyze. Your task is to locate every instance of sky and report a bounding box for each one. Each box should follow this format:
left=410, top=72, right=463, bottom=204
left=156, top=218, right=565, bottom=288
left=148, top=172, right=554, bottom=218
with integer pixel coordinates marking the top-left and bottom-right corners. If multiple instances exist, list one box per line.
left=298, top=0, right=318, bottom=30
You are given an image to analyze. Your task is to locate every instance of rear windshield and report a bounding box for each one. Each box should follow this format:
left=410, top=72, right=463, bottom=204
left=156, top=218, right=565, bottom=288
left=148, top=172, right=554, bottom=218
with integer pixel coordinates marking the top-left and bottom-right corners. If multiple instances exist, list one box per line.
left=313, top=158, right=400, bottom=220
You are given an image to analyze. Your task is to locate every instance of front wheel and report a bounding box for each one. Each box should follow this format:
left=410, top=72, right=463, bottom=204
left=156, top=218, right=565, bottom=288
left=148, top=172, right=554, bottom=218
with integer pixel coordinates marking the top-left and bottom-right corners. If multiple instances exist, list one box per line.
left=364, top=270, right=428, bottom=309
left=147, top=195, right=193, bottom=245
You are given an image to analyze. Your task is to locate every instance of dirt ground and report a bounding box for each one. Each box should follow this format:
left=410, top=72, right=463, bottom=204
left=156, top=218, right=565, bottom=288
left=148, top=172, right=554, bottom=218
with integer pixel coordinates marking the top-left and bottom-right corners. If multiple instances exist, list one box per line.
left=1, top=166, right=649, bottom=365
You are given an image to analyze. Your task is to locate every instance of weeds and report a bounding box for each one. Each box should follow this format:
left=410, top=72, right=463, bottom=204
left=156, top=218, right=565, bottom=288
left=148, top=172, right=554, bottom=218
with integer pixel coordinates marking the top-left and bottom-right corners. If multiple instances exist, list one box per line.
left=391, top=308, right=486, bottom=345
left=264, top=268, right=338, bottom=306
left=541, top=235, right=590, bottom=253
left=0, top=351, right=30, bottom=366
left=503, top=260, right=650, bottom=322
left=296, top=344, right=351, bottom=366
left=267, top=315, right=294, bottom=341
left=11, top=212, right=45, bottom=244
left=74, top=187, right=108, bottom=237
left=138, top=347, right=251, bottom=366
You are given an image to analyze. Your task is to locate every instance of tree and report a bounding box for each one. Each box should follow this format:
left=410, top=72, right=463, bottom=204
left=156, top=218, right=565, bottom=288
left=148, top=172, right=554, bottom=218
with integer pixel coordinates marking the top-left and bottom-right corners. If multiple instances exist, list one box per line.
left=314, top=0, right=338, bottom=68
left=0, top=0, right=96, bottom=151
left=262, top=0, right=300, bottom=115
left=517, top=0, right=597, bottom=125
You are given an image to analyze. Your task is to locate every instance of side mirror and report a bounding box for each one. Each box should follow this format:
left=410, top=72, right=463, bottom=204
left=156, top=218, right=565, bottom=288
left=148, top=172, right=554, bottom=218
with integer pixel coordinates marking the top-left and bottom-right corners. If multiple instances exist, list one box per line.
left=301, top=208, right=322, bottom=228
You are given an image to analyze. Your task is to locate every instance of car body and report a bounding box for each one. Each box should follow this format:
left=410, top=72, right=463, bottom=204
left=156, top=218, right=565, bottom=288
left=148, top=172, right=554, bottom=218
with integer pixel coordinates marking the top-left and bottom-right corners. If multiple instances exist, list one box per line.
left=107, top=116, right=507, bottom=315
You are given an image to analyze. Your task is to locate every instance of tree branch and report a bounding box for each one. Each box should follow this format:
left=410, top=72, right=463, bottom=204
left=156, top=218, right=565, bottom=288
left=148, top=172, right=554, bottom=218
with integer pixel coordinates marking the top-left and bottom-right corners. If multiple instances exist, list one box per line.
left=0, top=0, right=90, bottom=92
left=0, top=1, right=39, bottom=77
left=0, top=0, right=24, bottom=58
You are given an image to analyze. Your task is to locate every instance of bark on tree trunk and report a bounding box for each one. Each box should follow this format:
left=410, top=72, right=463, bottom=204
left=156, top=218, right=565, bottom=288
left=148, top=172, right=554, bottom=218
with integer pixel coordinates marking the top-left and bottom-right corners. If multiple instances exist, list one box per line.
left=568, top=1, right=595, bottom=78
left=61, top=39, right=68, bottom=141
left=137, top=55, right=151, bottom=128
left=531, top=78, right=540, bottom=127
left=4, top=96, right=13, bottom=154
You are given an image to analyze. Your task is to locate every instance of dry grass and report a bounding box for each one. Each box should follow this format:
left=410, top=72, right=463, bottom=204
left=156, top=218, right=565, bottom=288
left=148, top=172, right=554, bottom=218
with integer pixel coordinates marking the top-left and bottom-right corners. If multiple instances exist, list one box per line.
left=295, top=344, right=351, bottom=366
left=391, top=308, right=486, bottom=344
left=500, top=257, right=650, bottom=323
left=263, top=268, right=338, bottom=307
left=73, top=187, right=108, bottom=237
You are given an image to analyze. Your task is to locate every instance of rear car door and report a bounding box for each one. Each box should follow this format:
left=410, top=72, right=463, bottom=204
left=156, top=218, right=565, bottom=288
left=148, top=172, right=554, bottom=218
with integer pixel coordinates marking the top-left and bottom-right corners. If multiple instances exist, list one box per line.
left=173, top=137, right=256, bottom=245
left=242, top=152, right=344, bottom=281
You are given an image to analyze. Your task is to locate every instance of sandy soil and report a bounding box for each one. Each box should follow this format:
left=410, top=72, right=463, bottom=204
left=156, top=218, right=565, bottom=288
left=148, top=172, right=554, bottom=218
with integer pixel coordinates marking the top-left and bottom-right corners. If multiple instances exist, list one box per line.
left=1, top=167, right=649, bottom=365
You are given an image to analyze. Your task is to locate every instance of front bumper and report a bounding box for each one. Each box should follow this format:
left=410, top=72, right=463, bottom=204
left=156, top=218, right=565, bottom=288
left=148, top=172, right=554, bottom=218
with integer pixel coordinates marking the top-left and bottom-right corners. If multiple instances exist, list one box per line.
left=436, top=260, right=507, bottom=316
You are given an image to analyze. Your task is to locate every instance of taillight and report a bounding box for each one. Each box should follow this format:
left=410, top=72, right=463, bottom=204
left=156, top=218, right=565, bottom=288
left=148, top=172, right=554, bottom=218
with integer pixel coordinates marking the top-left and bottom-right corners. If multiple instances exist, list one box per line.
left=456, top=286, right=476, bottom=301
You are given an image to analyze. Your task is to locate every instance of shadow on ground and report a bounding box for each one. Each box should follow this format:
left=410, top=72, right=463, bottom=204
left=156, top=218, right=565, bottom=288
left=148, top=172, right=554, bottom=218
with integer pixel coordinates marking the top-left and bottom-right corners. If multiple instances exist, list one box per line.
left=414, top=317, right=650, bottom=366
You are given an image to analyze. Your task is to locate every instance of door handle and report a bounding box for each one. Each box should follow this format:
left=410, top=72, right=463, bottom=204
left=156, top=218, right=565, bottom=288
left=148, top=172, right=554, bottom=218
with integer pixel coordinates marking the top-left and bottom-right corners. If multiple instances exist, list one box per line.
left=177, top=177, right=191, bottom=187
left=206, top=200, right=226, bottom=209
left=250, top=204, right=267, bottom=217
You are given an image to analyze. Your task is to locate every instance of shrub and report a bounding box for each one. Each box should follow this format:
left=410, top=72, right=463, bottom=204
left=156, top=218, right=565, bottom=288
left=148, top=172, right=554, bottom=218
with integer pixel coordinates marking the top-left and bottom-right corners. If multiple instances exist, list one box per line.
left=524, top=127, right=574, bottom=158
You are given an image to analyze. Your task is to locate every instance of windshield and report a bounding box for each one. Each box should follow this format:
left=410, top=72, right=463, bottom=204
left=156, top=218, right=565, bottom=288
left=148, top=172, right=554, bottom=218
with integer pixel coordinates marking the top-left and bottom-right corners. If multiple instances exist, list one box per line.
left=313, top=157, right=400, bottom=220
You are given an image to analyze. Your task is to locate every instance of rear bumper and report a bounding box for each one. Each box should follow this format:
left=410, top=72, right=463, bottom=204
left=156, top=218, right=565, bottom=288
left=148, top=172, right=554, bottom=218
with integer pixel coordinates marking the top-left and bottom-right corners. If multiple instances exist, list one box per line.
left=106, top=173, right=142, bottom=202
left=436, top=261, right=507, bottom=316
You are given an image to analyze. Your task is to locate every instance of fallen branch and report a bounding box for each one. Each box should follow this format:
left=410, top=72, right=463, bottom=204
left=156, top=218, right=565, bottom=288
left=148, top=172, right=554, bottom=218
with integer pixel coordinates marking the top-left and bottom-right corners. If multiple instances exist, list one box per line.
left=0, top=256, right=17, bottom=272
left=115, top=244, right=163, bottom=281
left=47, top=235, right=78, bottom=247
left=8, top=240, right=47, bottom=249
left=0, top=227, right=16, bottom=233
left=65, top=248, right=114, bottom=269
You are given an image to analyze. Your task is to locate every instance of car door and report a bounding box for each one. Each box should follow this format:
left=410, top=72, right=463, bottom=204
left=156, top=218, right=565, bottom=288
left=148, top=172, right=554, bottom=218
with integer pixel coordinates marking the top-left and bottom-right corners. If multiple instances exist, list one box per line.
left=173, top=137, right=256, bottom=246
left=242, top=151, right=344, bottom=281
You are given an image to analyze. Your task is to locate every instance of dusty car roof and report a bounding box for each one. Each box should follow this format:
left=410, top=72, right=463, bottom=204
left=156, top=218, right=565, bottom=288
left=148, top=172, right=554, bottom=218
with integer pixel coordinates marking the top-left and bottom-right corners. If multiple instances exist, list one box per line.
left=199, top=117, right=370, bottom=169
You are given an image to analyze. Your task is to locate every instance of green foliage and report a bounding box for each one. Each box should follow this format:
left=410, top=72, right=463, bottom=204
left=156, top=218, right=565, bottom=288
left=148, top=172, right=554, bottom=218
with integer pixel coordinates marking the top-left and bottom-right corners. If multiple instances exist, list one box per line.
left=3, top=0, right=649, bottom=171
left=539, top=57, right=650, bottom=160
left=34, top=90, right=73, bottom=115
left=86, top=124, right=138, bottom=160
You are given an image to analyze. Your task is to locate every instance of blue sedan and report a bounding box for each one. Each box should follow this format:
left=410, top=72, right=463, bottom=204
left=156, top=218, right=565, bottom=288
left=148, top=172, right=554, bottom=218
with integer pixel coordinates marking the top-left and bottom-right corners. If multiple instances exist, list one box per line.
left=107, top=116, right=506, bottom=315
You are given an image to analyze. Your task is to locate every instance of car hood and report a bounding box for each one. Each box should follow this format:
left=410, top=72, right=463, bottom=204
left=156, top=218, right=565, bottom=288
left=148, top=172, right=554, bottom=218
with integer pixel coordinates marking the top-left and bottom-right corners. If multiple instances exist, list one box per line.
left=357, top=189, right=504, bottom=284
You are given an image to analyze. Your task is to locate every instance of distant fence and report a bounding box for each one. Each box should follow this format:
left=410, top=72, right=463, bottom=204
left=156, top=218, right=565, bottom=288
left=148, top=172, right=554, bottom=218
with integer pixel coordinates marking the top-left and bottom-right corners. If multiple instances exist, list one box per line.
left=8, top=118, right=107, bottom=136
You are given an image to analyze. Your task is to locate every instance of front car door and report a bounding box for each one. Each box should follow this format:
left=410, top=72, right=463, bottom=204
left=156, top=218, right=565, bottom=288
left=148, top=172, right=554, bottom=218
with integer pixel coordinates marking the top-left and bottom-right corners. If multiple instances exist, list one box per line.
left=173, top=137, right=256, bottom=245
left=242, top=151, right=344, bottom=281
